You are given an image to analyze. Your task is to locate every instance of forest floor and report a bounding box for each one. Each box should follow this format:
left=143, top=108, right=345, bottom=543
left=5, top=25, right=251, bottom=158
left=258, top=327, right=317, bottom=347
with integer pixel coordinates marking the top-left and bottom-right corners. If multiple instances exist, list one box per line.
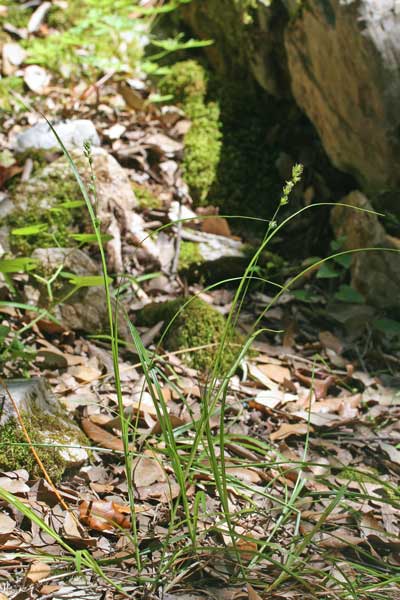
left=1, top=2, right=400, bottom=599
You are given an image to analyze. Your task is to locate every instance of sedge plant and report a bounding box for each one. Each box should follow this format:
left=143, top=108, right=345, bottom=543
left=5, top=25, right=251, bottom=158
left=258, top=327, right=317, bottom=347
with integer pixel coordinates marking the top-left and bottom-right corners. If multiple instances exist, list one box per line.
left=1, top=112, right=400, bottom=597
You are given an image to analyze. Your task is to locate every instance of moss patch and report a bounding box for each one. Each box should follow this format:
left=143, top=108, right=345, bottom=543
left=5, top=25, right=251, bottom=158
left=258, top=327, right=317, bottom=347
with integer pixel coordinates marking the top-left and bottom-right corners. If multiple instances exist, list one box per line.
left=159, top=60, right=281, bottom=220
left=132, top=183, right=162, bottom=210
left=159, top=61, right=222, bottom=205
left=138, top=297, right=242, bottom=372
left=0, top=77, right=24, bottom=114
left=7, top=158, right=85, bottom=255
left=178, top=241, right=204, bottom=271
left=0, top=412, right=87, bottom=481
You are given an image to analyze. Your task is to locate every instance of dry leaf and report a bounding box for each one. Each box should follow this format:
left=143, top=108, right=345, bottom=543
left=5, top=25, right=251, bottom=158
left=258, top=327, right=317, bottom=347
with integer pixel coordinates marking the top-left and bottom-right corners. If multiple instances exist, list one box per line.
left=132, top=451, right=166, bottom=487
left=26, top=561, right=51, bottom=583
left=69, top=365, right=102, bottom=383
left=226, top=466, right=262, bottom=484
left=39, top=585, right=60, bottom=596
left=201, top=216, right=231, bottom=237
left=81, top=418, right=133, bottom=451
left=319, top=330, right=343, bottom=354
left=137, top=480, right=180, bottom=502
left=270, top=422, right=311, bottom=442
left=258, top=363, right=291, bottom=384
left=318, top=529, right=363, bottom=549
left=0, top=512, right=16, bottom=535
left=381, top=443, right=400, bottom=465
left=247, top=583, right=263, bottom=600
left=0, top=470, right=30, bottom=494
left=79, top=500, right=131, bottom=532
left=247, top=362, right=279, bottom=391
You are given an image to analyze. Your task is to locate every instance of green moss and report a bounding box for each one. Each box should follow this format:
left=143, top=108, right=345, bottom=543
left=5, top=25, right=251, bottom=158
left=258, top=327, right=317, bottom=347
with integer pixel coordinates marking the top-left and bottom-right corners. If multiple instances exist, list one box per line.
left=138, top=297, right=242, bottom=372
left=158, top=59, right=208, bottom=105
left=7, top=160, right=84, bottom=255
left=159, top=60, right=281, bottom=217
left=0, top=411, right=87, bottom=481
left=0, top=77, right=24, bottom=113
left=159, top=61, right=222, bottom=205
left=178, top=241, right=203, bottom=271
left=183, top=99, right=222, bottom=204
left=133, top=183, right=162, bottom=210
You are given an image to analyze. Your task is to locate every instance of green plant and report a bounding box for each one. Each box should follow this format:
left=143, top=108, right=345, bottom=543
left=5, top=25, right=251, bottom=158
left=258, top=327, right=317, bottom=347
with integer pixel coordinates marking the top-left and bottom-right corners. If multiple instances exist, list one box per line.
left=2, top=104, right=400, bottom=600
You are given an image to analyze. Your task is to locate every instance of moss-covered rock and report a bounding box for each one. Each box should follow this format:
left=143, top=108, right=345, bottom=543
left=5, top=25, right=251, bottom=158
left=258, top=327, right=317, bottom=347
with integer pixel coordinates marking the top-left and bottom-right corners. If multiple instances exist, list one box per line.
left=159, top=59, right=282, bottom=219
left=7, top=165, right=82, bottom=255
left=0, top=411, right=88, bottom=482
left=0, top=378, right=89, bottom=481
left=159, top=61, right=222, bottom=205
left=138, top=297, right=242, bottom=372
left=183, top=99, right=222, bottom=204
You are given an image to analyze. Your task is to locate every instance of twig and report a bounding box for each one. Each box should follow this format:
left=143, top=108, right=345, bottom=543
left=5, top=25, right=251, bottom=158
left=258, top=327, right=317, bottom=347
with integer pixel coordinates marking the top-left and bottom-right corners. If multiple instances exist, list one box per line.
left=171, top=198, right=182, bottom=275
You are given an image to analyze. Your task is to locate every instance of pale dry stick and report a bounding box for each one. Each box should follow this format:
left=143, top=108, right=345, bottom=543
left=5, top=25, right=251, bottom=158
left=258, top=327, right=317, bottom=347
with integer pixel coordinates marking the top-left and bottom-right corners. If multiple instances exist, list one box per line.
left=0, top=377, right=76, bottom=518
left=77, top=69, right=116, bottom=103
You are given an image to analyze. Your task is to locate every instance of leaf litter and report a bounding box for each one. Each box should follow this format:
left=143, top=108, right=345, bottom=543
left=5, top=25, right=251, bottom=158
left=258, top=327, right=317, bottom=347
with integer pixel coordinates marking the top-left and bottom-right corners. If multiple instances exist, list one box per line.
left=0, top=16, right=399, bottom=600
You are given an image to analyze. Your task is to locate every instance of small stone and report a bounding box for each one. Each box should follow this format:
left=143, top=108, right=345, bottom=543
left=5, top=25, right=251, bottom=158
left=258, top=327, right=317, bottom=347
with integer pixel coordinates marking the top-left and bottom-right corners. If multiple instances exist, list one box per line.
left=2, top=42, right=26, bottom=76
left=13, top=119, right=100, bottom=152
left=24, top=65, right=51, bottom=94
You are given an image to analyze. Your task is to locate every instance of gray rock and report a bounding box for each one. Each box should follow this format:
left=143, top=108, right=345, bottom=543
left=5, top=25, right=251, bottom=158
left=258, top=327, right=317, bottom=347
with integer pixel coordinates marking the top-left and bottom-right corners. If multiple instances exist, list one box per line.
left=285, top=0, right=400, bottom=196
left=331, top=191, right=400, bottom=308
left=183, top=0, right=400, bottom=209
left=13, top=119, right=100, bottom=152
left=0, top=378, right=88, bottom=467
left=29, top=247, right=130, bottom=339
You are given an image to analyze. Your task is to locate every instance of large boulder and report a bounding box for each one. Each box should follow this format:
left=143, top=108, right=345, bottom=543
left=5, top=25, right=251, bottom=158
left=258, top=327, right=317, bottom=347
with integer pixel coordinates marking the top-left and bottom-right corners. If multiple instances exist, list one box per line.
left=181, top=0, right=290, bottom=96
left=285, top=0, right=400, bottom=198
left=331, top=191, right=400, bottom=308
left=182, top=0, right=400, bottom=211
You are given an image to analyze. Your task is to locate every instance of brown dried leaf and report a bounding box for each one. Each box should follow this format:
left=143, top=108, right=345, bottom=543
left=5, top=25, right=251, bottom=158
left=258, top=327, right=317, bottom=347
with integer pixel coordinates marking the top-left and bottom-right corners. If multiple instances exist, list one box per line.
left=137, top=480, right=180, bottom=502
left=0, top=512, right=15, bottom=535
left=319, top=330, right=343, bottom=354
left=132, top=451, right=166, bottom=487
left=26, top=561, right=51, bottom=583
left=247, top=583, right=263, bottom=600
left=0, top=470, right=30, bottom=494
left=79, top=500, right=131, bottom=532
left=257, top=363, right=291, bottom=384
left=226, top=466, right=262, bottom=484
left=318, top=528, right=363, bottom=549
left=381, top=443, right=400, bottom=465
left=270, top=423, right=311, bottom=442
left=201, top=216, right=231, bottom=237
left=69, top=365, right=102, bottom=383
left=81, top=418, right=133, bottom=451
